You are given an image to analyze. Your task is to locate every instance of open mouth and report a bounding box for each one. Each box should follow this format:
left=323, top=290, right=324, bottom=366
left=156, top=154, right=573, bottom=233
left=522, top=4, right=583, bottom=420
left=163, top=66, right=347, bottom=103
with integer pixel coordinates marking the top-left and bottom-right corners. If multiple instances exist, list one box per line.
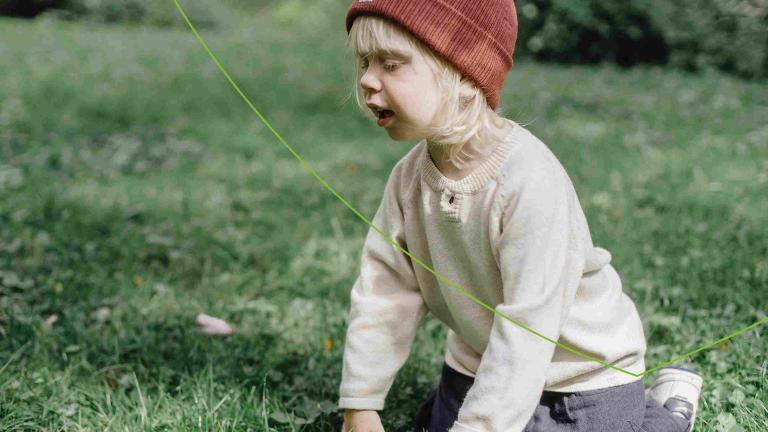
left=377, top=109, right=395, bottom=120
left=376, top=109, right=395, bottom=127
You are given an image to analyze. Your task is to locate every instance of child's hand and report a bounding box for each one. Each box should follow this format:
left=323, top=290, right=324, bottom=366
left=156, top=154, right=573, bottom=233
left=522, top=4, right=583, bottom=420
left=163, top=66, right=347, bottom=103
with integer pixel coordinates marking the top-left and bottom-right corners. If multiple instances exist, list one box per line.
left=341, top=409, right=385, bottom=432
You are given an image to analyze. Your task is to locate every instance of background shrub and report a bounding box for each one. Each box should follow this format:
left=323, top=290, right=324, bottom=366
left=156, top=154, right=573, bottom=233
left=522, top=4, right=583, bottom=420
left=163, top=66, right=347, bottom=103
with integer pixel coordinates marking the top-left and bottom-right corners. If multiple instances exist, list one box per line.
left=0, top=0, right=230, bottom=29
left=516, top=0, right=767, bottom=79
left=516, top=0, right=668, bottom=66
left=647, top=0, right=768, bottom=79
left=0, top=0, right=62, bottom=17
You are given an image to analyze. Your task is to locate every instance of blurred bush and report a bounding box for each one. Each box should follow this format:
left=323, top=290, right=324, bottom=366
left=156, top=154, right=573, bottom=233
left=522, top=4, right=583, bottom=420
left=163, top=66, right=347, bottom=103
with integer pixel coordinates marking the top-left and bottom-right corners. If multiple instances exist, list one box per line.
left=516, top=0, right=768, bottom=79
left=0, top=0, right=62, bottom=17
left=0, top=0, right=230, bottom=29
left=647, top=0, right=768, bottom=79
left=516, top=0, right=668, bottom=66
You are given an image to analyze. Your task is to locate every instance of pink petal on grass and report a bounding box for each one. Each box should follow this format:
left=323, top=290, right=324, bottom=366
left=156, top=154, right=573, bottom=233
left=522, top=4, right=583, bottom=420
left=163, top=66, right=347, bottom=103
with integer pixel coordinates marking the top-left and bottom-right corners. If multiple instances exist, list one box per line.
left=196, top=313, right=233, bottom=335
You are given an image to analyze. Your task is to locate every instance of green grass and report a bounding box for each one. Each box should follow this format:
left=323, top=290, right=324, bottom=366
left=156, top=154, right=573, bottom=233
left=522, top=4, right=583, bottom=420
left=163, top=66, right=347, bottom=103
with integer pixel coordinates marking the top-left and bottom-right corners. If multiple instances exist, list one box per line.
left=1, top=3, right=767, bottom=431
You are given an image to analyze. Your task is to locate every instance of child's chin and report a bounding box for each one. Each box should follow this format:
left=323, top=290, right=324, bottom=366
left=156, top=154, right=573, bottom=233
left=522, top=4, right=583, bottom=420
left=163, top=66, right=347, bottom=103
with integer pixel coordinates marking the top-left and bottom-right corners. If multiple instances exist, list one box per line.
left=386, top=128, right=423, bottom=142
left=384, top=128, right=403, bottom=140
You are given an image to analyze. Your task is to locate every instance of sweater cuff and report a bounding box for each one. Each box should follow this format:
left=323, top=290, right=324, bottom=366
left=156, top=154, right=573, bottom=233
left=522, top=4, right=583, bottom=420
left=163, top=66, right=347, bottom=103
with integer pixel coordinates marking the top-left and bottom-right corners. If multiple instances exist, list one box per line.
left=449, top=421, right=483, bottom=432
left=338, top=397, right=385, bottom=411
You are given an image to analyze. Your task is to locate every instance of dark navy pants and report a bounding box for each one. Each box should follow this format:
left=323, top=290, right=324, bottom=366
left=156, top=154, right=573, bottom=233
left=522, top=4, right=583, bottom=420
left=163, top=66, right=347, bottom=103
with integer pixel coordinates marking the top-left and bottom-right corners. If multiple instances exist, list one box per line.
left=411, top=362, right=690, bottom=432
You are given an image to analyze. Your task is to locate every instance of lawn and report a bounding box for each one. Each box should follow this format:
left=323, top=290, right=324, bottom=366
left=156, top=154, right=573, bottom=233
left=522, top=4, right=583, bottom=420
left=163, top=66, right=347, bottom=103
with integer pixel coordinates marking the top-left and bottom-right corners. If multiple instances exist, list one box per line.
left=0, top=3, right=766, bottom=431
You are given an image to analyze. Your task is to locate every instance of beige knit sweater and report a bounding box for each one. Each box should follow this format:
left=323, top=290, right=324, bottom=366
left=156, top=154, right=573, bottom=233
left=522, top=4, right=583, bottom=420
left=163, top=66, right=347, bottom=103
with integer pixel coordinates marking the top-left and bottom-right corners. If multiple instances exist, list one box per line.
left=338, top=122, right=647, bottom=432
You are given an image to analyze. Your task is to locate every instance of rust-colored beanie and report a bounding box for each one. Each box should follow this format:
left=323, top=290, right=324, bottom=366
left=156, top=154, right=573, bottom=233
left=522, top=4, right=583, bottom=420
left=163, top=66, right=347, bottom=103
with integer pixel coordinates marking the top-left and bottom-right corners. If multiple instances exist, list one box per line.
left=345, top=0, right=518, bottom=110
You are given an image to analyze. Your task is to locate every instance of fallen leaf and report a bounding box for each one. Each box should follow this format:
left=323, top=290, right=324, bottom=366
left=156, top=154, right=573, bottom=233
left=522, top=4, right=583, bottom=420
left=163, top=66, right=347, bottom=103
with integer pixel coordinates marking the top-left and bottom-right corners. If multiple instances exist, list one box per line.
left=196, top=313, right=234, bottom=335
left=42, top=314, right=58, bottom=330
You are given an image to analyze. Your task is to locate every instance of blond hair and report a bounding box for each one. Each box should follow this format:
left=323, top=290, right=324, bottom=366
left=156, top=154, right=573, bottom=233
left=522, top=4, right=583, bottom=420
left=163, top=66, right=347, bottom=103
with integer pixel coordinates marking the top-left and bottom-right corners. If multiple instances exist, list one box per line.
left=343, top=15, right=513, bottom=166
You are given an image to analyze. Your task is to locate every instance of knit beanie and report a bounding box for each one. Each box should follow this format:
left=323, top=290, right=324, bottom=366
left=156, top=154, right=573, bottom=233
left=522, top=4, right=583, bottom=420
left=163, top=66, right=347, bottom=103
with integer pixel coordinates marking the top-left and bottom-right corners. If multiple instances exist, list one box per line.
left=345, top=0, right=518, bottom=110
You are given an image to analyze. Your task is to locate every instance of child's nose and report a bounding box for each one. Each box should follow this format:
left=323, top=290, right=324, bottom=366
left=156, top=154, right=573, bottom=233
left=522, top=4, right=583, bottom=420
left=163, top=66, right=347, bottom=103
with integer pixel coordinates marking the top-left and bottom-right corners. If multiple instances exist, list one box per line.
left=360, top=67, right=381, bottom=93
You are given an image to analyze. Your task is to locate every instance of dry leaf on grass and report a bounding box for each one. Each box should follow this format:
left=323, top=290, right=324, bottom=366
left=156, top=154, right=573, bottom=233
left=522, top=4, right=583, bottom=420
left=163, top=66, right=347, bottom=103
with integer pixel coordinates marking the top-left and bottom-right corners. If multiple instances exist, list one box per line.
left=42, top=314, right=59, bottom=330
left=196, top=313, right=234, bottom=335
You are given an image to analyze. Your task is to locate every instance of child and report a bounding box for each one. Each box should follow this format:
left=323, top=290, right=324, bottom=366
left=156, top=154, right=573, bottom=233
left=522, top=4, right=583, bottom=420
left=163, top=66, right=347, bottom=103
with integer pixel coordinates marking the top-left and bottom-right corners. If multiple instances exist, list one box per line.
left=337, top=1, right=704, bottom=431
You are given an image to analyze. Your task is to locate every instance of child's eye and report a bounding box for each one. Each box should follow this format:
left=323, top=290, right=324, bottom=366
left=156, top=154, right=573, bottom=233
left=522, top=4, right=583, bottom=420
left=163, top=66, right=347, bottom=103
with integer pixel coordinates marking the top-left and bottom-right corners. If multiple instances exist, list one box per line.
left=383, top=62, right=399, bottom=71
left=359, top=58, right=400, bottom=72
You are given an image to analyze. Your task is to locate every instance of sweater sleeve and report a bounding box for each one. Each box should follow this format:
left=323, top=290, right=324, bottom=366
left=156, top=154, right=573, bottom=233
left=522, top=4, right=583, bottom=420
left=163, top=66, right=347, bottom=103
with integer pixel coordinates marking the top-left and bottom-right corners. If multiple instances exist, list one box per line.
left=337, top=162, right=427, bottom=411
left=449, top=162, right=587, bottom=432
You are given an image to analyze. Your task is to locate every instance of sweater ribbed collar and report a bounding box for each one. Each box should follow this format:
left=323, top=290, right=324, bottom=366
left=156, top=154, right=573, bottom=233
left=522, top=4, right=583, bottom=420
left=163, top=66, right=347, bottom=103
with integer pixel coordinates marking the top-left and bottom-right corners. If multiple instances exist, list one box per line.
left=420, top=123, right=523, bottom=194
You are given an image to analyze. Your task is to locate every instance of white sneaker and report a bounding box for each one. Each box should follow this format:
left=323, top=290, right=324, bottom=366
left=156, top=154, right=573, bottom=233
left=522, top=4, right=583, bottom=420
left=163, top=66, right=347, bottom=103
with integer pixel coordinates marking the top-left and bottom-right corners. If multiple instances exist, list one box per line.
left=646, top=366, right=704, bottom=432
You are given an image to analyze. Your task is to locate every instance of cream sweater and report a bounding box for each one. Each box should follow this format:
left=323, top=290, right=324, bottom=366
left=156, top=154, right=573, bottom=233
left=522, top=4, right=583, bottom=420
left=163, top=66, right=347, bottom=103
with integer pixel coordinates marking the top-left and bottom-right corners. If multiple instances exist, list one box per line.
left=337, top=123, right=647, bottom=432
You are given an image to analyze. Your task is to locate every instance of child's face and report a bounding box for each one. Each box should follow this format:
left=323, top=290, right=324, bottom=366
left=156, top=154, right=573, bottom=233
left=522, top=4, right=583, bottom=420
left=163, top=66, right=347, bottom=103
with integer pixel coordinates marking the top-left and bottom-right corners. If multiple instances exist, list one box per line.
left=359, top=47, right=442, bottom=141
